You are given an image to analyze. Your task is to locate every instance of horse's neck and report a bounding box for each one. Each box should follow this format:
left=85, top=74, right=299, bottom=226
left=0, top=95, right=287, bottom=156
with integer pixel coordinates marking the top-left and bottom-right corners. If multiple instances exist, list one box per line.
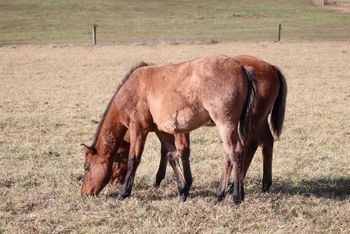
left=94, top=108, right=126, bottom=156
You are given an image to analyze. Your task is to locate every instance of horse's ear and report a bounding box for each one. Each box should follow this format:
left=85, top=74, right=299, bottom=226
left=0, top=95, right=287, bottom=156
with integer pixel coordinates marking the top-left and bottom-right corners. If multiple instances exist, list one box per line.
left=80, top=144, right=96, bottom=154
left=81, top=143, right=91, bottom=151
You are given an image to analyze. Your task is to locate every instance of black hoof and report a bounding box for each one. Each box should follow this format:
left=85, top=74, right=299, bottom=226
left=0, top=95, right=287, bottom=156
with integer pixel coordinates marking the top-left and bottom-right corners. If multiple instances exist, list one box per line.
left=178, top=186, right=189, bottom=202
left=232, top=184, right=244, bottom=205
left=153, top=180, right=161, bottom=188
left=215, top=192, right=225, bottom=204
left=213, top=199, right=220, bottom=205
left=232, top=195, right=243, bottom=205
left=232, top=200, right=242, bottom=206
left=180, top=193, right=188, bottom=202
left=262, top=180, right=272, bottom=193
left=118, top=192, right=130, bottom=200
left=154, top=175, right=164, bottom=188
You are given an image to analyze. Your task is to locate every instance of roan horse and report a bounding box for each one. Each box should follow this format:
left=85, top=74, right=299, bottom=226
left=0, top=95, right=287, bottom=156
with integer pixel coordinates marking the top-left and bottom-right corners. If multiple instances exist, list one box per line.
left=88, top=55, right=287, bottom=202
left=81, top=55, right=256, bottom=204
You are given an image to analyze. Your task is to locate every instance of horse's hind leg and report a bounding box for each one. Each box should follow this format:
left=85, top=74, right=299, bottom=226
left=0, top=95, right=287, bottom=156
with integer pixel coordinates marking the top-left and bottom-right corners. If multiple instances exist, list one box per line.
left=216, top=123, right=244, bottom=204
left=227, top=136, right=257, bottom=194
left=243, top=137, right=259, bottom=178
left=259, top=121, right=274, bottom=192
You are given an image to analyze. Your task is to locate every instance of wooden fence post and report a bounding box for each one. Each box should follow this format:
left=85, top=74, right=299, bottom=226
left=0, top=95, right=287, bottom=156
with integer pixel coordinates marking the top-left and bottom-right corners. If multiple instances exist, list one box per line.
left=277, top=23, right=282, bottom=42
left=314, top=0, right=325, bottom=5
left=92, top=24, right=97, bottom=46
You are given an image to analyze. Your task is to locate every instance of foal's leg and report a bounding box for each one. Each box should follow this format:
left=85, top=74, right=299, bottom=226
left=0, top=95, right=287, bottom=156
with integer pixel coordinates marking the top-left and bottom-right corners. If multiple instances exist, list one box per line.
left=259, top=121, right=274, bottom=192
left=174, top=133, right=192, bottom=189
left=119, top=124, right=148, bottom=199
left=155, top=132, right=190, bottom=201
left=216, top=124, right=244, bottom=204
left=227, top=136, right=257, bottom=194
left=154, top=142, right=168, bottom=187
left=167, top=151, right=188, bottom=201
left=243, top=137, right=259, bottom=178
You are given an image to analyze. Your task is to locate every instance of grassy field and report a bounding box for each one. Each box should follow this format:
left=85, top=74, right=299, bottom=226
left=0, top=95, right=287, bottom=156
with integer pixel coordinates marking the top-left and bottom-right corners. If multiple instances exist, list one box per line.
left=0, top=42, right=349, bottom=233
left=1, top=0, right=350, bottom=45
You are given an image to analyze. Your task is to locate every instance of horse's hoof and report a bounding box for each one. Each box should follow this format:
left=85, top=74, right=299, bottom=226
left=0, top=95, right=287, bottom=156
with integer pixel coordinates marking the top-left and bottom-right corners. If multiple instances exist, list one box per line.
left=180, top=194, right=188, bottom=202
left=214, top=194, right=225, bottom=204
left=153, top=181, right=161, bottom=188
left=118, top=193, right=130, bottom=200
left=262, top=180, right=272, bottom=192
left=117, top=195, right=125, bottom=201
left=232, top=193, right=244, bottom=205
left=262, top=186, right=270, bottom=193
left=232, top=199, right=243, bottom=206
left=213, top=199, right=220, bottom=205
left=154, top=176, right=164, bottom=188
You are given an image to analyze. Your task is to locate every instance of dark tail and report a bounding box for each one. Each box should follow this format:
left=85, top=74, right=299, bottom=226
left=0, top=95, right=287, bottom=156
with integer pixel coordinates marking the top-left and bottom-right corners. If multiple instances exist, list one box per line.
left=270, top=66, right=287, bottom=139
left=239, top=66, right=256, bottom=140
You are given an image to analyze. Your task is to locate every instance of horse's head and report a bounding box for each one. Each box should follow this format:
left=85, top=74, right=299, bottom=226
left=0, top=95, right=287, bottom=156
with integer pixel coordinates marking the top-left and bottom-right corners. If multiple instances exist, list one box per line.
left=80, top=136, right=130, bottom=196
left=81, top=144, right=111, bottom=196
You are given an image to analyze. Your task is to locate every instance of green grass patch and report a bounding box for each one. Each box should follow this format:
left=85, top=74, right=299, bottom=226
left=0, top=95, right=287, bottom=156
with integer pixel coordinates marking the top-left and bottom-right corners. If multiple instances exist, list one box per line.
left=0, top=0, right=350, bottom=45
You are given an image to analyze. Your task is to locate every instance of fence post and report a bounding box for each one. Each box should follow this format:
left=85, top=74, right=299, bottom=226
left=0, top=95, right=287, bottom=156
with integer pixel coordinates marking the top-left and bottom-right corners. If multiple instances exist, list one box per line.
left=277, top=23, right=282, bottom=42
left=92, top=24, right=97, bottom=46
left=314, top=0, right=325, bottom=5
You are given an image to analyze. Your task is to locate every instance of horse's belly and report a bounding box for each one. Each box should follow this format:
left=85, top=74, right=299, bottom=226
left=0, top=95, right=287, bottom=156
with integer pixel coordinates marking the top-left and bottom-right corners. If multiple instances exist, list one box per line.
left=158, top=107, right=210, bottom=133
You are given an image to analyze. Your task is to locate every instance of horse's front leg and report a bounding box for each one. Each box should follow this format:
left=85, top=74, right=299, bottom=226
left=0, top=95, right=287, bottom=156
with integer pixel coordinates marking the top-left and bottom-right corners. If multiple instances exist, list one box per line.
left=154, top=132, right=170, bottom=187
left=174, top=133, right=192, bottom=193
left=119, top=124, right=148, bottom=199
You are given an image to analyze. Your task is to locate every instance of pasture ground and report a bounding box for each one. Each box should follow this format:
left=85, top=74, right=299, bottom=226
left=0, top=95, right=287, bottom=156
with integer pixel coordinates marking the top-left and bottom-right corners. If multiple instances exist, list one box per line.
left=0, top=42, right=349, bottom=233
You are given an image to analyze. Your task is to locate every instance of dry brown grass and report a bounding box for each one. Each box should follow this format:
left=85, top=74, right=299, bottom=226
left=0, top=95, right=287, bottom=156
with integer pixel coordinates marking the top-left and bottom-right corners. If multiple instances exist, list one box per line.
left=0, top=42, right=349, bottom=233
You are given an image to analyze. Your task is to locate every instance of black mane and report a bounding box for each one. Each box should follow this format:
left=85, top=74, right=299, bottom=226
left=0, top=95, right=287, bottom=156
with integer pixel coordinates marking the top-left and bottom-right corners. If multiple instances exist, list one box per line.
left=91, top=61, right=149, bottom=149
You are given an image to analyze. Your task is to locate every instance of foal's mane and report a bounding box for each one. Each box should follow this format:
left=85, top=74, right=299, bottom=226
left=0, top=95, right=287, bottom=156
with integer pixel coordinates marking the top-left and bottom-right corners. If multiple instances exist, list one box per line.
left=91, top=61, right=149, bottom=149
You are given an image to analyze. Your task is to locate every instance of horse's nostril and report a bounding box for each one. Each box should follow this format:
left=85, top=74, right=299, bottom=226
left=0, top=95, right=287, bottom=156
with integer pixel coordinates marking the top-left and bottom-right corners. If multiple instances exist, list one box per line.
left=76, top=174, right=83, bottom=181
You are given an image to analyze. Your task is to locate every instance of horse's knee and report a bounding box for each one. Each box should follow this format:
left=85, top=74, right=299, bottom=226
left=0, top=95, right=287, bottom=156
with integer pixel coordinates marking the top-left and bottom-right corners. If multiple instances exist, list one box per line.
left=224, top=158, right=232, bottom=169
left=167, top=152, right=177, bottom=165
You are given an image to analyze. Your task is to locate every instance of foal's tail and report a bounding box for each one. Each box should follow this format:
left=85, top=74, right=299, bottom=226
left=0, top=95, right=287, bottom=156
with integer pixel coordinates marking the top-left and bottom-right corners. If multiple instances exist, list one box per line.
left=270, top=66, right=287, bottom=139
left=239, top=66, right=256, bottom=140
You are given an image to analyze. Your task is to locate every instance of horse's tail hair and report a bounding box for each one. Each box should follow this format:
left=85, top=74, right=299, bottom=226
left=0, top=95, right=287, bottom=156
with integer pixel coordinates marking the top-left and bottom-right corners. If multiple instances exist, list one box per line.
left=239, top=65, right=256, bottom=140
left=270, top=66, right=287, bottom=139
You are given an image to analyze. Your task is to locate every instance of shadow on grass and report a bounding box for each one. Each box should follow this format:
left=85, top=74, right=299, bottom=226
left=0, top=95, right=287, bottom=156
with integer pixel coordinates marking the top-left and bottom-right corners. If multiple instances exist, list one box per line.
left=270, top=177, right=350, bottom=200
left=105, top=177, right=350, bottom=201
left=106, top=181, right=216, bottom=201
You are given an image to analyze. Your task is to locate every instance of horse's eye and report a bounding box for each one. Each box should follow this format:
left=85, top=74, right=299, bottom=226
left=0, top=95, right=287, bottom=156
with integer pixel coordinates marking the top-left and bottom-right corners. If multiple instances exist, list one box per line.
left=84, top=165, right=90, bottom=171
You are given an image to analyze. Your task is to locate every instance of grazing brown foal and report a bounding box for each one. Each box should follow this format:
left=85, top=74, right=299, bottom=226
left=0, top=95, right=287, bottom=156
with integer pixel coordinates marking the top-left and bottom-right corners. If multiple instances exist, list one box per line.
left=81, top=55, right=256, bottom=204
left=235, top=55, right=287, bottom=191
left=107, top=55, right=287, bottom=201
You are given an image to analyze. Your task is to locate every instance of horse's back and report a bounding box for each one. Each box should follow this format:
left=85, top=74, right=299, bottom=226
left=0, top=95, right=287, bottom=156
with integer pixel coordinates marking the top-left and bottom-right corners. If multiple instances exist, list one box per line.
left=146, top=55, right=248, bottom=133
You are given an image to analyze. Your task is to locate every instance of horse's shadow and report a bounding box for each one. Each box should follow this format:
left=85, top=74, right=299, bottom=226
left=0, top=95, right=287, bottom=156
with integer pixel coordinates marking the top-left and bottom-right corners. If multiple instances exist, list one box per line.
left=107, top=177, right=350, bottom=201
left=260, top=177, right=350, bottom=201
left=106, top=179, right=216, bottom=201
